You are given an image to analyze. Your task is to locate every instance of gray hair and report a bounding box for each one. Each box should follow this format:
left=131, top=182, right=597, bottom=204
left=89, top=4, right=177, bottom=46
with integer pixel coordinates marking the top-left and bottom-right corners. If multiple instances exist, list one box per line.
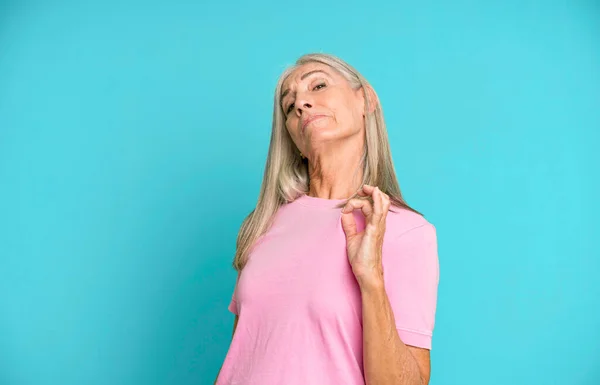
left=231, top=53, right=421, bottom=271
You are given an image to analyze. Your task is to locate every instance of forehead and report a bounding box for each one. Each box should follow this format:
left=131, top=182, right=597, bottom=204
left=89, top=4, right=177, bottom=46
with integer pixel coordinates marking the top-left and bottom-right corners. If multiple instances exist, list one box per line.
left=281, top=62, right=338, bottom=89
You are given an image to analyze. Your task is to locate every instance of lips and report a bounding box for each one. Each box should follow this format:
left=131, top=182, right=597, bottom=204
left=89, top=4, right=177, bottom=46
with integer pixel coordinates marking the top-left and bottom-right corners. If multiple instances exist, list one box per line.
left=301, top=115, right=327, bottom=132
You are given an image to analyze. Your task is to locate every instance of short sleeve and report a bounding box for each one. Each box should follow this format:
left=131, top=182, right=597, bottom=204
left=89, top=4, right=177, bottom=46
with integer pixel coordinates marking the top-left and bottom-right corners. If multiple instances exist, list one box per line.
left=227, top=273, right=240, bottom=315
left=228, top=296, right=238, bottom=315
left=382, top=223, right=440, bottom=349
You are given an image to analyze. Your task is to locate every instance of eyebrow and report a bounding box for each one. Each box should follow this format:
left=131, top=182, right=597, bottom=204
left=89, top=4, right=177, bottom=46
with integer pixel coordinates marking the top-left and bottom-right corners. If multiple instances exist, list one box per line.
left=281, top=69, right=331, bottom=102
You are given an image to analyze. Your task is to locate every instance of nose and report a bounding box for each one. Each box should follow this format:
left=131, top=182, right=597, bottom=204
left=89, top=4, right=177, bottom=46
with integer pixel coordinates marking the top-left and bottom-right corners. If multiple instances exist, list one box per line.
left=294, top=94, right=313, bottom=117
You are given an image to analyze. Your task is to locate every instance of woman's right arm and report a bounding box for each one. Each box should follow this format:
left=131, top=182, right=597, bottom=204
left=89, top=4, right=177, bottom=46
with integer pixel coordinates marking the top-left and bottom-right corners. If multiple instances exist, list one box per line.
left=213, top=312, right=239, bottom=384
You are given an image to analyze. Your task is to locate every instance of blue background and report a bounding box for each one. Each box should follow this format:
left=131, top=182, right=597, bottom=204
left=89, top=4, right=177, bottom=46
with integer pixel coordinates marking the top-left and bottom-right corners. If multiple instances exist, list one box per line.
left=1, top=1, right=598, bottom=384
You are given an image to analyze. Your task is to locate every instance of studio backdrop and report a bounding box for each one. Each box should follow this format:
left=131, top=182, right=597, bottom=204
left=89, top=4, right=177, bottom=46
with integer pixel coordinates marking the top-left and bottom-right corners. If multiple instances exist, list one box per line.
left=0, top=1, right=598, bottom=384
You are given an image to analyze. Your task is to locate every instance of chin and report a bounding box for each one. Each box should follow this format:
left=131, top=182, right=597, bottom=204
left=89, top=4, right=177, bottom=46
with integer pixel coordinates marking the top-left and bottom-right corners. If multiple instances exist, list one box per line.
left=307, top=126, right=342, bottom=140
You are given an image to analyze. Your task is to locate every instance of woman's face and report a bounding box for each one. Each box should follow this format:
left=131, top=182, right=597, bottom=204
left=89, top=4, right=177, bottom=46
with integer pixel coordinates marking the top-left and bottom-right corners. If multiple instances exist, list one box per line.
left=280, top=62, right=366, bottom=150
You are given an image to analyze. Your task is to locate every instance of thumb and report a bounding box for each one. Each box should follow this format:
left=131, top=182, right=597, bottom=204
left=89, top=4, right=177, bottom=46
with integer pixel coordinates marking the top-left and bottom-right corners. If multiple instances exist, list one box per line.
left=340, top=209, right=357, bottom=239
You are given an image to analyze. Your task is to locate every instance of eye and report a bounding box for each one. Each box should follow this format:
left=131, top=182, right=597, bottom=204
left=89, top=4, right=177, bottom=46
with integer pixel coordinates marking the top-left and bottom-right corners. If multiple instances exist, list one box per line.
left=286, top=103, right=295, bottom=114
left=284, top=83, right=326, bottom=115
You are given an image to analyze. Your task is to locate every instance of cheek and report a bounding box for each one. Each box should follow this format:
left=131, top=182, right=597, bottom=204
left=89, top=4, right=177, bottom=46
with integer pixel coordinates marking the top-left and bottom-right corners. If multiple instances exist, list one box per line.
left=330, top=101, right=355, bottom=124
left=343, top=96, right=363, bottom=123
left=322, top=92, right=355, bottom=121
left=286, top=116, right=299, bottom=133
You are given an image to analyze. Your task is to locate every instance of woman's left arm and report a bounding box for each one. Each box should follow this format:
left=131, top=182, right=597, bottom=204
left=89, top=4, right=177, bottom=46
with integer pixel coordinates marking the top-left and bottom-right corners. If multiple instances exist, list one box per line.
left=340, top=184, right=432, bottom=385
left=359, top=275, right=429, bottom=385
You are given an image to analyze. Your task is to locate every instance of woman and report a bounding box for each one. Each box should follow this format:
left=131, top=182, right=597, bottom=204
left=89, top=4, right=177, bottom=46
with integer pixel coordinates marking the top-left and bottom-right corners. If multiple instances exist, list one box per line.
left=214, top=53, right=439, bottom=385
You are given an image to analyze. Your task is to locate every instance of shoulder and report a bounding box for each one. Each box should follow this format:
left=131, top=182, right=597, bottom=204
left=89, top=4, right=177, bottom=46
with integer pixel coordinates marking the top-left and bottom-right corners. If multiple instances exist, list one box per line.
left=385, top=206, right=436, bottom=242
left=382, top=207, right=439, bottom=278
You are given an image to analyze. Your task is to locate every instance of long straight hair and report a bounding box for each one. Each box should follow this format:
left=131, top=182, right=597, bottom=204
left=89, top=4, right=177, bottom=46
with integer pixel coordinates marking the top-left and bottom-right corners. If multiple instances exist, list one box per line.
left=231, top=53, right=421, bottom=271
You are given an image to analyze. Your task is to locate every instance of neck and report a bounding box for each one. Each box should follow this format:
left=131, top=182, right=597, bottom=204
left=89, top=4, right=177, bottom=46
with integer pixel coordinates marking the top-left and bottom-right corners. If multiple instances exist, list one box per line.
left=306, top=141, right=365, bottom=200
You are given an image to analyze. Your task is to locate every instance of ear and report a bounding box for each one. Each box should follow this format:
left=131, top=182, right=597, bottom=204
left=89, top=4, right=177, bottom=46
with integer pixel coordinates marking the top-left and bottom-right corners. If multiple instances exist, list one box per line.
left=360, top=84, right=379, bottom=115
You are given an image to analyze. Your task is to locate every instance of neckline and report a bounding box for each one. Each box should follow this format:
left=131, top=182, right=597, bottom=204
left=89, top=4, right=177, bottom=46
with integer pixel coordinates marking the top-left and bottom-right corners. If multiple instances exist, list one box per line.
left=295, top=193, right=349, bottom=208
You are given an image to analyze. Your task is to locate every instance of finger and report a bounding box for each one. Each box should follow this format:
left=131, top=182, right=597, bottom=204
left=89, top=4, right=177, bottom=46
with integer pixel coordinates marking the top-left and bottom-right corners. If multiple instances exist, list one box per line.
left=374, top=187, right=391, bottom=228
left=383, top=192, right=390, bottom=206
left=356, top=185, right=376, bottom=208
left=340, top=206, right=357, bottom=238
left=341, top=197, right=373, bottom=222
left=358, top=184, right=386, bottom=203
left=355, top=185, right=387, bottom=223
left=372, top=186, right=389, bottom=224
left=357, top=184, right=374, bottom=196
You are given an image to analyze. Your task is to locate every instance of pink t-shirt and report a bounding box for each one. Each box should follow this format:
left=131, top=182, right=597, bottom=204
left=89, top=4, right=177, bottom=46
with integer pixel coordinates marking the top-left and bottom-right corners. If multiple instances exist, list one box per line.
left=216, top=193, right=439, bottom=385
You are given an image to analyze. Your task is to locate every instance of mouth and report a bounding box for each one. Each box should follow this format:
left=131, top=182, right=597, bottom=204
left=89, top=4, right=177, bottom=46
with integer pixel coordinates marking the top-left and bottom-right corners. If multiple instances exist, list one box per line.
left=301, top=115, right=327, bottom=132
